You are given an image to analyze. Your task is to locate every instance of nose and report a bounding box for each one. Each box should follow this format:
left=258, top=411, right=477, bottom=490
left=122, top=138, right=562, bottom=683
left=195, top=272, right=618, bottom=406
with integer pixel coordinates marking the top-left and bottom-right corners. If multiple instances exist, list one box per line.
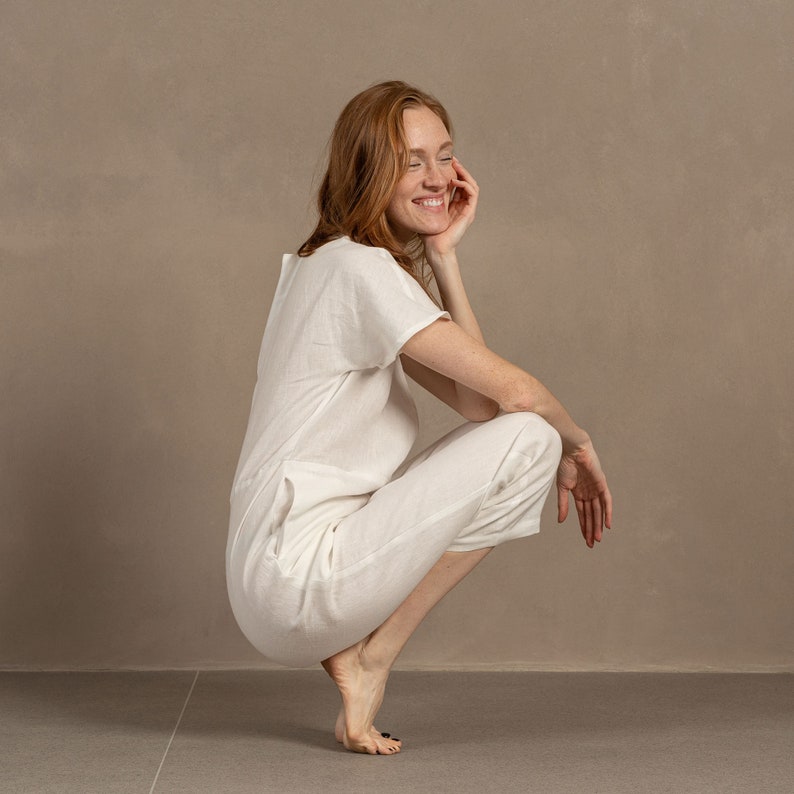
left=422, top=161, right=447, bottom=189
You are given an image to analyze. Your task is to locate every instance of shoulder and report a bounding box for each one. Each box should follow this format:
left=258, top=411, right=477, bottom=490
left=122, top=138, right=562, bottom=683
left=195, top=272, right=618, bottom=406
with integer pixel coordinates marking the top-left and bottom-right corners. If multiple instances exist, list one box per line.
left=313, top=237, right=395, bottom=271
left=306, top=237, right=410, bottom=289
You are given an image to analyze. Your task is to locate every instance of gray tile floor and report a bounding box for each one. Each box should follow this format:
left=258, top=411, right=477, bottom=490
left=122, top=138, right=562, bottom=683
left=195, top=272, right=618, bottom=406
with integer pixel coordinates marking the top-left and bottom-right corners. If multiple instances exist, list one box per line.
left=2, top=671, right=792, bottom=793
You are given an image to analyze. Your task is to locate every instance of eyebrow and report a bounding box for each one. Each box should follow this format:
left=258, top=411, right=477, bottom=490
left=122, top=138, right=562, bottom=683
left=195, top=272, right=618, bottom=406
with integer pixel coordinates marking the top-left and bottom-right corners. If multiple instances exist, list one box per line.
left=409, top=141, right=454, bottom=155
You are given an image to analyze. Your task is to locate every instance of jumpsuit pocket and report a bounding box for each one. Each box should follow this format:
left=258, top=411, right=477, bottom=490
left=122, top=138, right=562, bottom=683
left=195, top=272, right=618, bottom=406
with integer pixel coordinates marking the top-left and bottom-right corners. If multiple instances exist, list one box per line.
left=270, top=460, right=379, bottom=580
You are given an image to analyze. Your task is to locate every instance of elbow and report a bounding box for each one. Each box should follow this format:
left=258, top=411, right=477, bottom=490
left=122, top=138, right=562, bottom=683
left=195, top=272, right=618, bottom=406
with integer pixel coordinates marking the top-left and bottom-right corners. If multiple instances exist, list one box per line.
left=501, top=381, right=540, bottom=415
left=461, top=398, right=500, bottom=422
left=454, top=395, right=499, bottom=422
left=502, top=397, right=537, bottom=415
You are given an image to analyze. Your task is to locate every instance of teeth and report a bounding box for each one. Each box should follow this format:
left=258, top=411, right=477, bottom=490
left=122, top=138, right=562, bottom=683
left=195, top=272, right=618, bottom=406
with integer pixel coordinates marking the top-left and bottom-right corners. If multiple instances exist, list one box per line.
left=419, top=199, right=443, bottom=207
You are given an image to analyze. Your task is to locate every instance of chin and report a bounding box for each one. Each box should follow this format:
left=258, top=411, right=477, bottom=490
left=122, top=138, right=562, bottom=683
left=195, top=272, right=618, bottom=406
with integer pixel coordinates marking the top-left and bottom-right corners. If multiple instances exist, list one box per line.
left=416, top=216, right=451, bottom=237
left=424, top=221, right=451, bottom=237
left=392, top=215, right=449, bottom=242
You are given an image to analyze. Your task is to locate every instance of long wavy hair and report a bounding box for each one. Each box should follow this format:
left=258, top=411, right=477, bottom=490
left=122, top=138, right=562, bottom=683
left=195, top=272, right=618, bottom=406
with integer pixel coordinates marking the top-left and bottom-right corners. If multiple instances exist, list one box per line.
left=298, top=81, right=452, bottom=295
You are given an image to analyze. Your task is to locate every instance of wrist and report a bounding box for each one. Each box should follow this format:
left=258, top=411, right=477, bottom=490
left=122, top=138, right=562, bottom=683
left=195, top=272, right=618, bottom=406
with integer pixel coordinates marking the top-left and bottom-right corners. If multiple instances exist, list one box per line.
left=424, top=246, right=458, bottom=269
left=426, top=255, right=462, bottom=292
left=562, top=429, right=591, bottom=456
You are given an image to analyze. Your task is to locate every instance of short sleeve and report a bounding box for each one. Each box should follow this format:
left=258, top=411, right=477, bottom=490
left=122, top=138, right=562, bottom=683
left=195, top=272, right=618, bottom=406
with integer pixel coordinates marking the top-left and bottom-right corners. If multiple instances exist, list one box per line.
left=342, top=247, right=449, bottom=370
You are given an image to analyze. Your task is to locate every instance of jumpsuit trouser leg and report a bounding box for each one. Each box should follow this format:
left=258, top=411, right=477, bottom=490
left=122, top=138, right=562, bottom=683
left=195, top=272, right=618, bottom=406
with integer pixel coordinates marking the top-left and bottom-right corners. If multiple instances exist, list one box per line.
left=241, top=411, right=562, bottom=666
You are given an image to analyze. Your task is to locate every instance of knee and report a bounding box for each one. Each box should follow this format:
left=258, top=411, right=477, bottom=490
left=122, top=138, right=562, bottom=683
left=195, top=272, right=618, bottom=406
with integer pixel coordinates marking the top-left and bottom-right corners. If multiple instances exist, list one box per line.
left=532, top=413, right=562, bottom=459
left=538, top=418, right=563, bottom=474
left=503, top=411, right=562, bottom=470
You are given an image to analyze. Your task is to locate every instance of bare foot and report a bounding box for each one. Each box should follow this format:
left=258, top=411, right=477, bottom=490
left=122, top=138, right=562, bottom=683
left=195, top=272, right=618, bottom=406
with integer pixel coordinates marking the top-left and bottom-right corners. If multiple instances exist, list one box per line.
left=334, top=707, right=396, bottom=747
left=322, top=641, right=402, bottom=755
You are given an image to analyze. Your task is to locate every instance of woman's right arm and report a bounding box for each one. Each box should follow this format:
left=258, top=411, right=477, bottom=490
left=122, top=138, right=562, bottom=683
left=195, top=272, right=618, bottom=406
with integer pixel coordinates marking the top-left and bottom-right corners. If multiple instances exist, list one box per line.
left=402, top=318, right=586, bottom=446
left=401, top=318, right=613, bottom=546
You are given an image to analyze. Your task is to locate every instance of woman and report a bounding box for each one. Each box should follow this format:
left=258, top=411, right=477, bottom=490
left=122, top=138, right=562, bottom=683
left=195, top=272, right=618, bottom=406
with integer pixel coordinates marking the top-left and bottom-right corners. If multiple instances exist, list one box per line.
left=226, top=81, right=612, bottom=755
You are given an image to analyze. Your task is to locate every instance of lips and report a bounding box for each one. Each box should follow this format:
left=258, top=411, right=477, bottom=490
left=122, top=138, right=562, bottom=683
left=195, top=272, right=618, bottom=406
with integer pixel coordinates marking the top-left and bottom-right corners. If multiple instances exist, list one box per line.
left=413, top=196, right=445, bottom=208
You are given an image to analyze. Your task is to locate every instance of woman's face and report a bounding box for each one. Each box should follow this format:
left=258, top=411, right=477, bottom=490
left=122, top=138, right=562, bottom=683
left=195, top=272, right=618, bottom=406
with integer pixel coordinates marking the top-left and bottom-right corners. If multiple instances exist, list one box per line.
left=386, top=106, right=455, bottom=243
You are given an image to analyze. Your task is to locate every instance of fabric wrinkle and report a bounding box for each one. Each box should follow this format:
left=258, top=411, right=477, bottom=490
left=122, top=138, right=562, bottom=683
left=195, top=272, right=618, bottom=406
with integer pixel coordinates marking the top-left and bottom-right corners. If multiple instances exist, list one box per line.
left=226, top=239, right=561, bottom=667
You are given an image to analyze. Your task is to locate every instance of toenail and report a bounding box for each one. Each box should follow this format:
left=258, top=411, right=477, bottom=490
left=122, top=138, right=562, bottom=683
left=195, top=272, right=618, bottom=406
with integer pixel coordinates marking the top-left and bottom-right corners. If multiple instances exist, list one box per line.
left=381, top=732, right=390, bottom=738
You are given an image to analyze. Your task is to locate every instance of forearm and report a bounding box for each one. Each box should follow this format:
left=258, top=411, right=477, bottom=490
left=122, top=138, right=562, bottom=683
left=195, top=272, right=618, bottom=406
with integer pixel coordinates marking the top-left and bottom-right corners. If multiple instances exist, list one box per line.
left=506, top=370, right=590, bottom=452
left=429, top=252, right=486, bottom=344
left=430, top=254, right=588, bottom=448
left=427, top=252, right=496, bottom=416
left=402, top=317, right=592, bottom=444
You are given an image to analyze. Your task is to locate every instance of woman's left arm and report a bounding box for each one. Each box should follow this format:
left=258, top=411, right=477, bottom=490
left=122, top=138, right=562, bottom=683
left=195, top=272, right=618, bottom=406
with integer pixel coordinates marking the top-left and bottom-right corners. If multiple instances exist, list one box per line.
left=401, top=250, right=499, bottom=420
left=401, top=157, right=500, bottom=421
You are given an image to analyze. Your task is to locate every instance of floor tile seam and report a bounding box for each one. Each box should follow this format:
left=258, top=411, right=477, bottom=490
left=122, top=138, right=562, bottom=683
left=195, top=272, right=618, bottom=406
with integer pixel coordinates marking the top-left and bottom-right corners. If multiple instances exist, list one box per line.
left=148, top=669, right=199, bottom=794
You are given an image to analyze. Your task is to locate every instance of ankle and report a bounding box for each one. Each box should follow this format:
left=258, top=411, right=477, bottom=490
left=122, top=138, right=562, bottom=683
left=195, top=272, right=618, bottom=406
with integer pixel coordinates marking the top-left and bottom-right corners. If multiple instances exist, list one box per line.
left=358, top=636, right=399, bottom=674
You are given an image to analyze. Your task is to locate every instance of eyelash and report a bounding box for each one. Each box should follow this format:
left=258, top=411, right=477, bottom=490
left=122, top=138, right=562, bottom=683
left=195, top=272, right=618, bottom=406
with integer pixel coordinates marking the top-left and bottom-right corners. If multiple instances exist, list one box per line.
left=408, top=156, right=454, bottom=169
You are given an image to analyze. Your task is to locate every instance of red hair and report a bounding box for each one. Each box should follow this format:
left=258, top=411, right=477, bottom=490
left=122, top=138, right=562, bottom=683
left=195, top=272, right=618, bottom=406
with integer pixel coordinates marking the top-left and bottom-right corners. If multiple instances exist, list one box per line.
left=298, top=81, right=452, bottom=293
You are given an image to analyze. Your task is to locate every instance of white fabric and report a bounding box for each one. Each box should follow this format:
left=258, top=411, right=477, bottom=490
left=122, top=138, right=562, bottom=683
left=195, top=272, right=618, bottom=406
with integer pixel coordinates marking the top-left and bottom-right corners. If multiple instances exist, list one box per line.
left=226, top=237, right=562, bottom=667
left=227, top=237, right=449, bottom=577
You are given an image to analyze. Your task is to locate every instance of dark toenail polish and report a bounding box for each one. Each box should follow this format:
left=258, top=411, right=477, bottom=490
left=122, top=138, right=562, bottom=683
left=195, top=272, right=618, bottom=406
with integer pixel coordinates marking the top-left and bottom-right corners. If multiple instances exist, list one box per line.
left=381, top=732, right=390, bottom=738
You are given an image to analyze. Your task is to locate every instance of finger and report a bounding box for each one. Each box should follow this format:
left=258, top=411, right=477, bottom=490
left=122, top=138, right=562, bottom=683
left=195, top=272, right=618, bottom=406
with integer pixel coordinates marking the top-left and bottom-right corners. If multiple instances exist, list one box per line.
left=575, top=498, right=586, bottom=541
left=448, top=176, right=478, bottom=207
left=584, top=499, right=594, bottom=548
left=448, top=179, right=473, bottom=205
left=451, top=156, right=479, bottom=189
left=593, top=498, right=603, bottom=543
left=557, top=486, right=569, bottom=523
left=603, top=486, right=613, bottom=529
left=450, top=174, right=479, bottom=205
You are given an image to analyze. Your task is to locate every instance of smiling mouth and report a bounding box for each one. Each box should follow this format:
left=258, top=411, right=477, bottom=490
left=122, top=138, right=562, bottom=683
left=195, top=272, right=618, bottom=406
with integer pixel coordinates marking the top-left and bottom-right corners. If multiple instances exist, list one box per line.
left=415, top=198, right=444, bottom=207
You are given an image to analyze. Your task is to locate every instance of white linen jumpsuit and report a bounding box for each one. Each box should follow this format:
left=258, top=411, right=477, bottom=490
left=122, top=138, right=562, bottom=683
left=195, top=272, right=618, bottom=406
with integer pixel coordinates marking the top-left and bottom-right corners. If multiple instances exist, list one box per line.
left=226, top=237, right=562, bottom=666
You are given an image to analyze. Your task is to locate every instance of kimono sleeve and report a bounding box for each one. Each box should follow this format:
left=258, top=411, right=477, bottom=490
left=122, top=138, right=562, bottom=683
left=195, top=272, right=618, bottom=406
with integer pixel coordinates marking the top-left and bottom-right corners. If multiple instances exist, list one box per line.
left=342, top=249, right=450, bottom=371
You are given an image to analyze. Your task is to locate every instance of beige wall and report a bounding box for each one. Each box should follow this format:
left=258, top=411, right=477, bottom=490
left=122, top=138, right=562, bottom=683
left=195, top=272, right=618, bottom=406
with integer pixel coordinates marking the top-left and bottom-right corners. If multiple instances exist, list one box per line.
left=2, top=0, right=792, bottom=671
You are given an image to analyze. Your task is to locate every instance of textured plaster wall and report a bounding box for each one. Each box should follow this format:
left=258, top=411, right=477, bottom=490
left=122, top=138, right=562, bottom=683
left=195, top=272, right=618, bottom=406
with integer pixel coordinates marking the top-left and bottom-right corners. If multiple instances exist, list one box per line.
left=1, top=0, right=792, bottom=670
